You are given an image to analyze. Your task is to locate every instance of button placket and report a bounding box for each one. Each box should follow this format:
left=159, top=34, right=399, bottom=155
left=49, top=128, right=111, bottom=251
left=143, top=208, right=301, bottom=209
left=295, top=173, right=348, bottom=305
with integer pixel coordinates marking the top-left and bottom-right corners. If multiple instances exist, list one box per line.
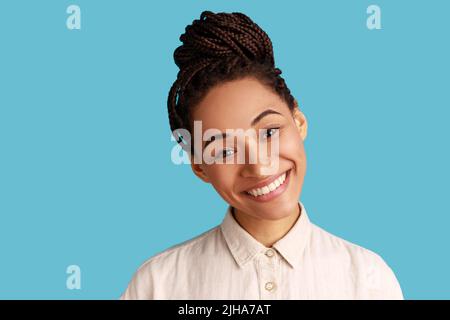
left=258, top=249, right=278, bottom=299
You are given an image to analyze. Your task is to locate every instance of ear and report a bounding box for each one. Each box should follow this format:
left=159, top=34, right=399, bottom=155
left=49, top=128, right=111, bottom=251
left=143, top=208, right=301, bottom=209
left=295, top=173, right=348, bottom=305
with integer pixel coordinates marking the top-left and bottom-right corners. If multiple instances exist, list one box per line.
left=292, top=99, right=308, bottom=141
left=190, top=154, right=211, bottom=183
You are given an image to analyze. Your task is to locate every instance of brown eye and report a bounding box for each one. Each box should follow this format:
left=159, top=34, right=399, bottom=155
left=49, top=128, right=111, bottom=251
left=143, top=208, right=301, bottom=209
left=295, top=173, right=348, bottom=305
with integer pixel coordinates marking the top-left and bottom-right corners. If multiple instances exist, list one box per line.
left=215, top=148, right=235, bottom=159
left=263, top=128, right=280, bottom=139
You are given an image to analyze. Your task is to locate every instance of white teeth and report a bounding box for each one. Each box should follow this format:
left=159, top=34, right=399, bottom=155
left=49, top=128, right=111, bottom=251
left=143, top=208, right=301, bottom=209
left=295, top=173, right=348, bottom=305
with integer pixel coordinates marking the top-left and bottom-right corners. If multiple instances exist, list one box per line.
left=246, top=171, right=289, bottom=197
left=268, top=183, right=276, bottom=192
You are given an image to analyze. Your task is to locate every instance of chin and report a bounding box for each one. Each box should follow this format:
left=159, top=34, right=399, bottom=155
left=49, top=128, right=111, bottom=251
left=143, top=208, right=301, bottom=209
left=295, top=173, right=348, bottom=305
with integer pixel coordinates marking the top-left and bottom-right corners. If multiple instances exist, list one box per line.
left=241, top=195, right=299, bottom=221
left=257, top=210, right=294, bottom=221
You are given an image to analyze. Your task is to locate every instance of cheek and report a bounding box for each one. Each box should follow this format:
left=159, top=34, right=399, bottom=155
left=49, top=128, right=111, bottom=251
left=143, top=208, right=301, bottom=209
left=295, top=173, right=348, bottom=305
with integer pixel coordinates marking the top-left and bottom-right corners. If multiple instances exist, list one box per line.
left=204, top=165, right=238, bottom=199
left=279, top=128, right=306, bottom=167
left=279, top=130, right=307, bottom=198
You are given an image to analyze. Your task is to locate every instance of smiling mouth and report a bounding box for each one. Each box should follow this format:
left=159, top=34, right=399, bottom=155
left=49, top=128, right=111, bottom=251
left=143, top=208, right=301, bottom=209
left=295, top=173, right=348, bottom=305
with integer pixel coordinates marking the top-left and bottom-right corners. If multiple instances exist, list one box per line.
left=244, top=169, right=291, bottom=198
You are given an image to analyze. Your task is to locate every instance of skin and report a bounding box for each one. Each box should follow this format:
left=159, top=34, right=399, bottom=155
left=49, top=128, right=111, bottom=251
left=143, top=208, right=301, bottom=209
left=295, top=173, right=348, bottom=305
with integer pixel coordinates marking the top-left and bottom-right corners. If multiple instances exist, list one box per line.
left=190, top=77, right=308, bottom=247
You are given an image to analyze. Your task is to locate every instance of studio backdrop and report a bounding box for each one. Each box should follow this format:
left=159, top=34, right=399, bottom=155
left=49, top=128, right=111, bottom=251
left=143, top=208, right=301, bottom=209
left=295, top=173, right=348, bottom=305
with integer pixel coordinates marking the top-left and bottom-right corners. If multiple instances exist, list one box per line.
left=0, top=0, right=449, bottom=299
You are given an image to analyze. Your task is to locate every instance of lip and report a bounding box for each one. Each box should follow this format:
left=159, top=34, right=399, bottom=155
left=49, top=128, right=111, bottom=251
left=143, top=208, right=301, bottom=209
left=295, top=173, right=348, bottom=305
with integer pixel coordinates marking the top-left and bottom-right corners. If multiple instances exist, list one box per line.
left=242, top=169, right=292, bottom=203
left=243, top=169, right=290, bottom=191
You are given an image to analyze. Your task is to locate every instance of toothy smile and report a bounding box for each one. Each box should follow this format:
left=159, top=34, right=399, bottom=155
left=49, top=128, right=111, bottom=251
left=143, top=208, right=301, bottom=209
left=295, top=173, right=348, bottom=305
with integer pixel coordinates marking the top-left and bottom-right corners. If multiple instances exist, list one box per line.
left=245, top=170, right=290, bottom=198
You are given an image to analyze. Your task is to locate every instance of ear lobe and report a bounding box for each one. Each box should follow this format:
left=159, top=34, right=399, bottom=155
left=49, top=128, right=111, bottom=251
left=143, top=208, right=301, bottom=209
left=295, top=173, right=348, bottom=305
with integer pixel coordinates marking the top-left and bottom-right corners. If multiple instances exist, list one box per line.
left=292, top=100, right=308, bottom=141
left=190, top=161, right=211, bottom=183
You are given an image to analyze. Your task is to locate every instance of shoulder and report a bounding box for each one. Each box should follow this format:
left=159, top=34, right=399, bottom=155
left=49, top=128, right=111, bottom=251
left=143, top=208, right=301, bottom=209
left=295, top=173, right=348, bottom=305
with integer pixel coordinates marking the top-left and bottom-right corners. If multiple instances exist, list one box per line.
left=140, top=224, right=221, bottom=268
left=309, top=223, right=404, bottom=299
left=120, top=225, right=221, bottom=300
left=309, top=223, right=381, bottom=263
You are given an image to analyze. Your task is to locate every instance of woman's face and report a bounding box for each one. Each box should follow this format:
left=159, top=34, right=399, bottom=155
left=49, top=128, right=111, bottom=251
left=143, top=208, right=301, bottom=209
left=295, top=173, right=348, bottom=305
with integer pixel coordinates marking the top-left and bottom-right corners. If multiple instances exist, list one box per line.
left=190, top=77, right=308, bottom=221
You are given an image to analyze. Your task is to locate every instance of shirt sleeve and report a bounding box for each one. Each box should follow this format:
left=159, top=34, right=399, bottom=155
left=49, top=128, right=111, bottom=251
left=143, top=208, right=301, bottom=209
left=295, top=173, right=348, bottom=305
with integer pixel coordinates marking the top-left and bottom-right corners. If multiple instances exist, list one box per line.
left=120, top=262, right=154, bottom=300
left=365, top=253, right=404, bottom=300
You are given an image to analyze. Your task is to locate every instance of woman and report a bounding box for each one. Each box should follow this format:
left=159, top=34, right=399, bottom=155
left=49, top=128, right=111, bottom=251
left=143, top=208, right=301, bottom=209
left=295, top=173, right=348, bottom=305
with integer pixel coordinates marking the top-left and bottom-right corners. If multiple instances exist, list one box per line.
left=121, top=10, right=403, bottom=300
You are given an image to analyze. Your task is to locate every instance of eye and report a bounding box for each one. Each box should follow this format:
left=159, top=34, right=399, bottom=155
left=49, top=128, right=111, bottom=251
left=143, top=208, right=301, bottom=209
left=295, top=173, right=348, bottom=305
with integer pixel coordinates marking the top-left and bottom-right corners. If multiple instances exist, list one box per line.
left=262, top=127, right=280, bottom=139
left=216, top=148, right=235, bottom=159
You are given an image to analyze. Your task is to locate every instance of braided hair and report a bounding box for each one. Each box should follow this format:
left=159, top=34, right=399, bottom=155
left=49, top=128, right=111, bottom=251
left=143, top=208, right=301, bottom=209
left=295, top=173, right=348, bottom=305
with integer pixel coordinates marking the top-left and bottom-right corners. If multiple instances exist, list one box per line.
left=167, top=10, right=296, bottom=154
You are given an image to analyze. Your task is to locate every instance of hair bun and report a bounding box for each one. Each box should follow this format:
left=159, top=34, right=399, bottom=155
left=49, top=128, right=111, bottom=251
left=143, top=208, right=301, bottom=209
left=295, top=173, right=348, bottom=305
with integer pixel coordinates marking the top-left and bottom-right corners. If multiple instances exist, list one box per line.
left=173, top=10, right=275, bottom=71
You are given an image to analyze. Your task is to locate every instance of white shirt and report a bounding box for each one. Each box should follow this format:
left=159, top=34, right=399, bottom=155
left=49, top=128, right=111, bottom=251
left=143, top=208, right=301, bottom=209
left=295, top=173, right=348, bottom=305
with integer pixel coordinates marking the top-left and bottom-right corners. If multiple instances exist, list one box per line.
left=120, top=201, right=403, bottom=299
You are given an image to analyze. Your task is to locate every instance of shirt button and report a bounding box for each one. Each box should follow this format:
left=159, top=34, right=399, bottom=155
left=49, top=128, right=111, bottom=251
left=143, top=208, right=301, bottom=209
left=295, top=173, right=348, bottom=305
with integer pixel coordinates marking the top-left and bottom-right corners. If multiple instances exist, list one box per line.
left=265, top=281, right=276, bottom=291
left=265, top=249, right=275, bottom=258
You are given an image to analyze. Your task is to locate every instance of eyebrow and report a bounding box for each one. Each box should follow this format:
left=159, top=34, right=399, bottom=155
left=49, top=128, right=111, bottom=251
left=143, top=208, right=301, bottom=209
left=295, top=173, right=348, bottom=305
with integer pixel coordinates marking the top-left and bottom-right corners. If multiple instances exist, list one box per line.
left=251, top=109, right=282, bottom=126
left=203, top=108, right=283, bottom=150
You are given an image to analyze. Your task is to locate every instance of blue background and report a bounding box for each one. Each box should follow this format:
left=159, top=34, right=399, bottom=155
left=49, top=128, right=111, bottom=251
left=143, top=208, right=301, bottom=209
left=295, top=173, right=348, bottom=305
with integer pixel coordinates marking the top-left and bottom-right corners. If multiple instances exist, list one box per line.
left=0, top=0, right=449, bottom=299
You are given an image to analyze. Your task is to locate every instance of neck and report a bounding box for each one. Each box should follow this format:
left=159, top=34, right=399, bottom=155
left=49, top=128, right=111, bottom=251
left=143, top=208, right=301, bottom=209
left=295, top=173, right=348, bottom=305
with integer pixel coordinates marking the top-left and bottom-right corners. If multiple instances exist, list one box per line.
left=232, top=203, right=301, bottom=247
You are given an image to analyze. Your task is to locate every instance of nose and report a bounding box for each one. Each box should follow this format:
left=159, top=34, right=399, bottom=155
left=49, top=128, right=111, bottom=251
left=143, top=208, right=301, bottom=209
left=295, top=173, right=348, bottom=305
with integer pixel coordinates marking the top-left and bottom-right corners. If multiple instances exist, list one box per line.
left=240, top=161, right=280, bottom=178
left=239, top=138, right=279, bottom=178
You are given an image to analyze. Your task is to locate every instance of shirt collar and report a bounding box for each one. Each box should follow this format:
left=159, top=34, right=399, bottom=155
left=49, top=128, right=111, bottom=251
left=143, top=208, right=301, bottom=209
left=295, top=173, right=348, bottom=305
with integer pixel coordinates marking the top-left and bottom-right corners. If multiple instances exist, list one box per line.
left=220, top=201, right=312, bottom=269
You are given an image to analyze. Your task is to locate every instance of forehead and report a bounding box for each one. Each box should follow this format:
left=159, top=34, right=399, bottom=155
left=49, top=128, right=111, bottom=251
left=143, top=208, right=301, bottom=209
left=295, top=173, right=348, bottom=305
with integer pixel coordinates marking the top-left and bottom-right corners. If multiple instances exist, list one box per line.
left=191, top=77, right=288, bottom=130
